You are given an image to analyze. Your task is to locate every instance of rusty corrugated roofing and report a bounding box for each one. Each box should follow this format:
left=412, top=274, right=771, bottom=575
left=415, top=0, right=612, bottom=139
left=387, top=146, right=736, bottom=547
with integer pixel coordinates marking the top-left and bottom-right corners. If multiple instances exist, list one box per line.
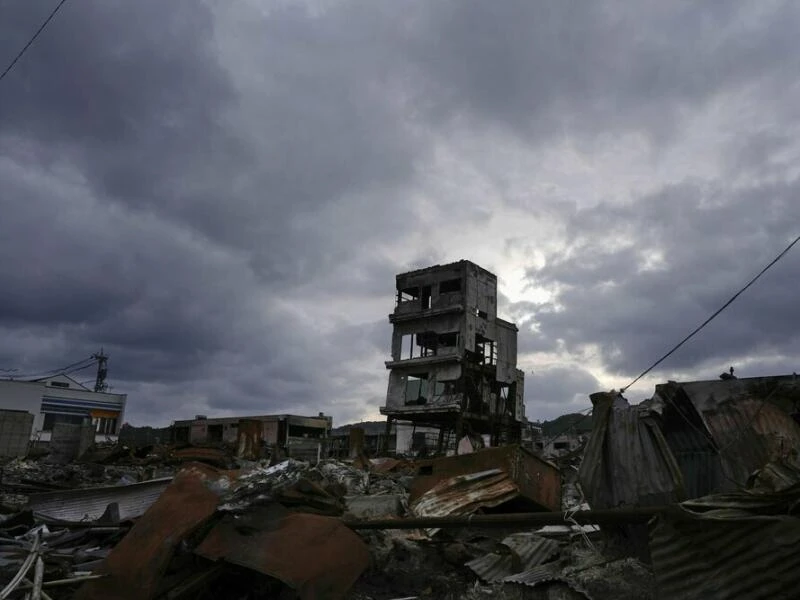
left=466, top=533, right=560, bottom=583
left=410, top=445, right=561, bottom=511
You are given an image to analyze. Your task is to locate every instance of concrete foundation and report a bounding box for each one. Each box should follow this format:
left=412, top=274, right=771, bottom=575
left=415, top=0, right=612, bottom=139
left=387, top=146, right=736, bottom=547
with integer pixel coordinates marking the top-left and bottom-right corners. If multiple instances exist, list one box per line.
left=50, top=422, right=95, bottom=463
left=0, top=409, right=34, bottom=458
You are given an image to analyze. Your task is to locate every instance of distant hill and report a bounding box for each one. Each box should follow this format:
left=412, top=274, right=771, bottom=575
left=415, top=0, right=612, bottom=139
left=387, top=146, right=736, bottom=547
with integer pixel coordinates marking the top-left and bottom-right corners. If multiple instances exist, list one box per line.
left=538, top=413, right=593, bottom=437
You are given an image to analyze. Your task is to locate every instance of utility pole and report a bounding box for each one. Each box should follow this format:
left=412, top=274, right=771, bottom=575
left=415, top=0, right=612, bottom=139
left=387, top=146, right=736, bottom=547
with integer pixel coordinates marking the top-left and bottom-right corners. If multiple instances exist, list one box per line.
left=91, top=349, right=108, bottom=393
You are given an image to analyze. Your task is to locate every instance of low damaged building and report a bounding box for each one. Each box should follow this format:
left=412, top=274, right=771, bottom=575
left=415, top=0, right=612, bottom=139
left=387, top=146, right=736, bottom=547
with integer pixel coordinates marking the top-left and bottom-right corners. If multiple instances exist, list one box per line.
left=380, top=260, right=527, bottom=454
left=0, top=374, right=127, bottom=447
left=170, top=413, right=332, bottom=462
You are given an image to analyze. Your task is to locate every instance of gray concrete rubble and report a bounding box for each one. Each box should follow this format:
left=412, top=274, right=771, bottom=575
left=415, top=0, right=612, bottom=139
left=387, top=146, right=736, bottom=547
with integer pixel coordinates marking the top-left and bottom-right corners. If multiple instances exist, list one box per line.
left=4, top=427, right=797, bottom=600
left=0, top=444, right=657, bottom=600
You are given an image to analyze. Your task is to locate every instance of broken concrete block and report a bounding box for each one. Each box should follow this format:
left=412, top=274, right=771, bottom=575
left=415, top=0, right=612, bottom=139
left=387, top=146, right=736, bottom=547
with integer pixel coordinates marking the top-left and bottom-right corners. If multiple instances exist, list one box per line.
left=344, top=494, right=405, bottom=519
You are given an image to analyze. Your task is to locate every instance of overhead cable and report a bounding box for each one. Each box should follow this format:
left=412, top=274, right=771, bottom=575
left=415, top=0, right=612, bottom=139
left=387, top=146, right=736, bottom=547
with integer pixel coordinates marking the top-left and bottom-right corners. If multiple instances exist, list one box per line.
left=621, top=234, right=800, bottom=393
left=0, top=0, right=70, bottom=85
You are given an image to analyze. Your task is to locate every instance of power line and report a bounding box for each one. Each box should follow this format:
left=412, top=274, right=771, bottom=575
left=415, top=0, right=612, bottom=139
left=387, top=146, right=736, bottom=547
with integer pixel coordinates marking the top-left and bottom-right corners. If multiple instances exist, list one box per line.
left=0, top=0, right=70, bottom=85
left=0, top=356, right=95, bottom=380
left=621, top=234, right=800, bottom=393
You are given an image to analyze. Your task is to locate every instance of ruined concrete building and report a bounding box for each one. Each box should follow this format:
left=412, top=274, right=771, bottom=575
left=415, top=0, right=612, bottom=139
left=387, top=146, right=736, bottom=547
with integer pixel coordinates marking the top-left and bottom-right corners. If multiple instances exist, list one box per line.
left=379, top=260, right=525, bottom=453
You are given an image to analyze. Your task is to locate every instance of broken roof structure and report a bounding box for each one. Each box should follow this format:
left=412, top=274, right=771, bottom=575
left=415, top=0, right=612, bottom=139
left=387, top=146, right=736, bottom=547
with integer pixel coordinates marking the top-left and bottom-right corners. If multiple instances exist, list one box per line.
left=578, top=374, right=800, bottom=559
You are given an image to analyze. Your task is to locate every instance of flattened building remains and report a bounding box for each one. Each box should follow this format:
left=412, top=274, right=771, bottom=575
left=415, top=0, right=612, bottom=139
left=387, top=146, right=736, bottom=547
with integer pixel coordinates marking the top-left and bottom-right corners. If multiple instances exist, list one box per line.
left=380, top=260, right=529, bottom=454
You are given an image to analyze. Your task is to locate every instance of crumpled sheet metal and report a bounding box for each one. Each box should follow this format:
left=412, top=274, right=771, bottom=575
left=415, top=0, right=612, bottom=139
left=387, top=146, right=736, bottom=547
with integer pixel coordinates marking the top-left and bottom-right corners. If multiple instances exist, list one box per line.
left=74, top=463, right=232, bottom=600
left=410, top=469, right=519, bottom=536
left=411, top=469, right=517, bottom=516
left=411, top=445, right=561, bottom=511
left=649, top=482, right=800, bottom=600
left=195, top=508, right=369, bottom=600
left=25, top=477, right=172, bottom=523
left=503, top=564, right=590, bottom=597
left=466, top=533, right=560, bottom=583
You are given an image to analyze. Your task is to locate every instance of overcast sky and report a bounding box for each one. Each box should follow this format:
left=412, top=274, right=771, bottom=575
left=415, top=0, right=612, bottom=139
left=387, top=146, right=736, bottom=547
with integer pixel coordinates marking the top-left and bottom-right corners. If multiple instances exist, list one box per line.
left=1, top=1, right=799, bottom=426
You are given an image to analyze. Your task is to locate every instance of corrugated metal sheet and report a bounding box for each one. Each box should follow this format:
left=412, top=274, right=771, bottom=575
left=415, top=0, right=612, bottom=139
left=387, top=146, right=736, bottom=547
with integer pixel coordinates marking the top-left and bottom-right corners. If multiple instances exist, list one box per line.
left=579, top=392, right=685, bottom=510
left=75, top=463, right=231, bottom=600
left=649, top=489, right=800, bottom=600
left=196, top=506, right=369, bottom=600
left=410, top=444, right=561, bottom=511
left=410, top=469, right=519, bottom=536
left=701, top=400, right=800, bottom=488
left=466, top=533, right=560, bottom=582
left=26, top=477, right=172, bottom=523
left=411, top=469, right=516, bottom=516
left=503, top=564, right=589, bottom=597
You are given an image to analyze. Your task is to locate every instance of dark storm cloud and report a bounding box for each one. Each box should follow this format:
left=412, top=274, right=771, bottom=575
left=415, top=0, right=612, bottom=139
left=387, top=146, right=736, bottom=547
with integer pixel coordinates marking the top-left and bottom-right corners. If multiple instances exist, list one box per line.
left=2, top=0, right=800, bottom=426
left=405, top=1, right=800, bottom=142
left=527, top=181, right=800, bottom=379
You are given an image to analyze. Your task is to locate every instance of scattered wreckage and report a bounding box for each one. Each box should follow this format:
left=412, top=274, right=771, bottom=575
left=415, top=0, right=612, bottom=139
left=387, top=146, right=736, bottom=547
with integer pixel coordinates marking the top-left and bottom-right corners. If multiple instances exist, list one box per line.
left=2, top=377, right=800, bottom=600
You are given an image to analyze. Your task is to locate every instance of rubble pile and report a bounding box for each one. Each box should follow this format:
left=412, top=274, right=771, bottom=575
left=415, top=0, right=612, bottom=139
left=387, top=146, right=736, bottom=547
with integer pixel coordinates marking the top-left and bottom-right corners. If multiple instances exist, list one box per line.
left=2, top=432, right=798, bottom=599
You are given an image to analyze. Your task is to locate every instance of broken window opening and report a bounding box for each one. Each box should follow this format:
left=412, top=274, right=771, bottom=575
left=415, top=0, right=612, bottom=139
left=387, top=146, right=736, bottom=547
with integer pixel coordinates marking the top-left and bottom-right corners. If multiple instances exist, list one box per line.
left=473, top=308, right=488, bottom=319
left=400, top=331, right=447, bottom=359
left=397, top=286, right=419, bottom=305
left=416, top=331, right=438, bottom=357
left=401, top=334, right=414, bottom=360
left=421, top=285, right=432, bottom=309
left=405, top=373, right=429, bottom=405
left=439, top=279, right=462, bottom=294
left=438, top=331, right=459, bottom=348
left=475, top=335, right=496, bottom=366
left=42, top=413, right=87, bottom=432
left=554, top=441, right=570, bottom=450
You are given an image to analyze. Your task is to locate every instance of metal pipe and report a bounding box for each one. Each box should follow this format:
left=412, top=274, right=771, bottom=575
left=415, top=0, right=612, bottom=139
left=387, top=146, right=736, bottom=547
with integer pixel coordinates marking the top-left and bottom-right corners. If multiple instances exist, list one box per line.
left=0, top=534, right=40, bottom=599
left=30, top=559, right=45, bottom=600
left=343, top=506, right=669, bottom=530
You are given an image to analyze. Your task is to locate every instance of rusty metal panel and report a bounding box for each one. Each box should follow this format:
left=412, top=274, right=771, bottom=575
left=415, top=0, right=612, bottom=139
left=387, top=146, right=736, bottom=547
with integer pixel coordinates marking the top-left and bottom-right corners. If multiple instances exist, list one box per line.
left=27, top=477, right=172, bottom=523
left=410, top=445, right=561, bottom=511
left=237, top=419, right=264, bottom=460
left=411, top=469, right=519, bottom=525
left=195, top=506, right=369, bottom=600
left=75, top=463, right=231, bottom=600
left=649, top=498, right=800, bottom=600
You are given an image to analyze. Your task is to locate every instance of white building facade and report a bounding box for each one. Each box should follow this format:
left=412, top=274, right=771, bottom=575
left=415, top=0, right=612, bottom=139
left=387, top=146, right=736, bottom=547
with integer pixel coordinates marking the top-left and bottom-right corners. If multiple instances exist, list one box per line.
left=0, top=374, right=127, bottom=443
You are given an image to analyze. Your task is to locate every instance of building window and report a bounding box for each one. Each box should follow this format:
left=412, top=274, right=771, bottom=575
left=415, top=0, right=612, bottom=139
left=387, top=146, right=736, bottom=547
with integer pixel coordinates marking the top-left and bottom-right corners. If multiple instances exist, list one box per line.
left=400, top=331, right=459, bottom=360
left=93, top=417, right=118, bottom=435
left=405, top=373, right=429, bottom=405
left=42, top=413, right=87, bottom=431
left=50, top=381, right=70, bottom=389
left=475, top=335, right=496, bottom=366
left=438, top=332, right=459, bottom=348
left=397, top=286, right=419, bottom=305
